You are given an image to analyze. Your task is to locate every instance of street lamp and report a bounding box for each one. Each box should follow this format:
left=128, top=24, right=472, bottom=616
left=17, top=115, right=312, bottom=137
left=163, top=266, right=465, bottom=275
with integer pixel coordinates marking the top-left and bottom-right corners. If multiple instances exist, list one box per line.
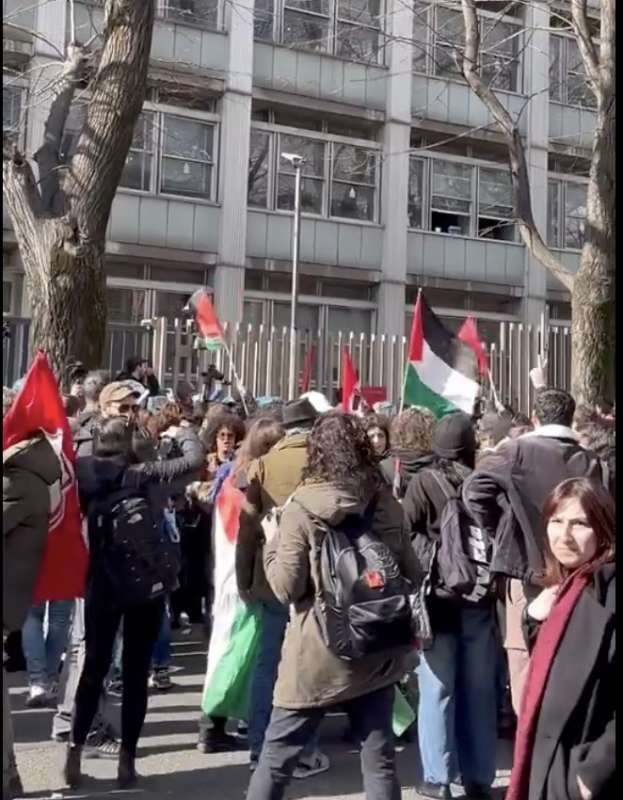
left=282, top=152, right=305, bottom=400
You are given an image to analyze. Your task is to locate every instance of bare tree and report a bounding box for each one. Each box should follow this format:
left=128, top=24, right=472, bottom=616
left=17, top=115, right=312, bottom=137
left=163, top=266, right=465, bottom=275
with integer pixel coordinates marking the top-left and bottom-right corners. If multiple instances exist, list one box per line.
left=459, top=0, right=614, bottom=404
left=3, top=1, right=155, bottom=378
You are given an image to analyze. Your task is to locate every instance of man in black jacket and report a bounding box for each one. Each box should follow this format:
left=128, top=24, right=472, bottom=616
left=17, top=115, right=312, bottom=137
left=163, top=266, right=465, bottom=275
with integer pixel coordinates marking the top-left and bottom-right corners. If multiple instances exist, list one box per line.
left=463, top=388, right=603, bottom=714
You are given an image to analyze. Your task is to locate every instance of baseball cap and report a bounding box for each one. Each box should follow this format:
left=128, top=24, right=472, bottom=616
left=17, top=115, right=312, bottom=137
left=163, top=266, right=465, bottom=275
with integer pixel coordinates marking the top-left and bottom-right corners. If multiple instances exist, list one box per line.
left=99, top=381, right=142, bottom=407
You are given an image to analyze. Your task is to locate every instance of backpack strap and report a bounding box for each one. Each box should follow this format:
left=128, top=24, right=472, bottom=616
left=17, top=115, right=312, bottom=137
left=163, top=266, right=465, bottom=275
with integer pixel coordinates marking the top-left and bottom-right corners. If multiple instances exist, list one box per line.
left=427, top=469, right=457, bottom=503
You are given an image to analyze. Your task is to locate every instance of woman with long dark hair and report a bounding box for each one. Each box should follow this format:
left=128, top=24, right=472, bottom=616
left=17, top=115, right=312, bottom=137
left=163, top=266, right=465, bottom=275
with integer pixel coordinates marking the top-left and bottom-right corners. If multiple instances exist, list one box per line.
left=507, top=477, right=615, bottom=800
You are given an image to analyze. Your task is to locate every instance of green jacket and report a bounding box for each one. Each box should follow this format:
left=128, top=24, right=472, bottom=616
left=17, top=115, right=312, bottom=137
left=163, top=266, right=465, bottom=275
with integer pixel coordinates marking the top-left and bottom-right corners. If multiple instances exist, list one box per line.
left=264, top=480, right=422, bottom=709
left=3, top=435, right=61, bottom=631
left=236, top=432, right=309, bottom=604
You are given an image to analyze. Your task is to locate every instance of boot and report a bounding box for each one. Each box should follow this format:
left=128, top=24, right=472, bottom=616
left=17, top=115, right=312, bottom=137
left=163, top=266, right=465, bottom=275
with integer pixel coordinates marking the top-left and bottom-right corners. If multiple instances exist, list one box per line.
left=63, top=744, right=83, bottom=789
left=117, top=748, right=137, bottom=788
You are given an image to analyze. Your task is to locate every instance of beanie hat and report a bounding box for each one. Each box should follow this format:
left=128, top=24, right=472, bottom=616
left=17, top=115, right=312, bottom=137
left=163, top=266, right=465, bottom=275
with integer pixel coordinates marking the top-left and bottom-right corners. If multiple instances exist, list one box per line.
left=433, top=411, right=477, bottom=461
left=479, top=411, right=512, bottom=445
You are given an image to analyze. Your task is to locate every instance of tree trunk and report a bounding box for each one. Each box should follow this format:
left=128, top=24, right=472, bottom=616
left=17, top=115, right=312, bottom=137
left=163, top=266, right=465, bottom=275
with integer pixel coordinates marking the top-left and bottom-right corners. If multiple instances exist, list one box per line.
left=571, top=99, right=616, bottom=404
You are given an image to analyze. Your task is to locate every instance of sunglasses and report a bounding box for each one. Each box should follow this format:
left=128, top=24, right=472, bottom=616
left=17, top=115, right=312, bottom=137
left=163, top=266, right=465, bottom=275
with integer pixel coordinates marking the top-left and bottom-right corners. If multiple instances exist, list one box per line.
left=117, top=402, right=140, bottom=414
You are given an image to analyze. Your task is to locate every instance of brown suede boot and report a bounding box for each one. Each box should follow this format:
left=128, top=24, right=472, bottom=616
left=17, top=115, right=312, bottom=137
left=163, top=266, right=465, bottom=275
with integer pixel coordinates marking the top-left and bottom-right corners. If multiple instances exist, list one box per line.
left=63, top=744, right=83, bottom=789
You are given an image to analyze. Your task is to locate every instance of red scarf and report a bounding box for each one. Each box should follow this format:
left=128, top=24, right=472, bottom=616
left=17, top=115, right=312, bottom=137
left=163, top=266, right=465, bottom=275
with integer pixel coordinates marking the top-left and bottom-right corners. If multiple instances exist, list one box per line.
left=506, top=571, right=590, bottom=800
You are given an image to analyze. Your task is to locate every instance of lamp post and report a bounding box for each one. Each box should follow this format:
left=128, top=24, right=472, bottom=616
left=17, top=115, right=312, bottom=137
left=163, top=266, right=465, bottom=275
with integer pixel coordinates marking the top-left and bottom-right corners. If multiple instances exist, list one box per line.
left=282, top=153, right=304, bottom=400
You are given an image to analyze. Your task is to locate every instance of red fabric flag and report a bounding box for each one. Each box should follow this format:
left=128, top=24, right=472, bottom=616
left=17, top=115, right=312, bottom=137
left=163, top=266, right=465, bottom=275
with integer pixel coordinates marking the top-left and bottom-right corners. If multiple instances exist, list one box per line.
left=187, top=288, right=225, bottom=343
left=458, top=316, right=489, bottom=377
left=300, top=345, right=315, bottom=394
left=341, top=348, right=360, bottom=413
left=408, top=293, right=424, bottom=362
left=3, top=351, right=88, bottom=603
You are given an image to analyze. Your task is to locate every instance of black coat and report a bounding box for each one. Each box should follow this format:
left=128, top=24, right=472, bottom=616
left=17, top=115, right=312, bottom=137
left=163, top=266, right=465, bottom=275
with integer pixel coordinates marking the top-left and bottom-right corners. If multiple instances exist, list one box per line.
left=522, top=564, right=615, bottom=800
left=462, top=429, right=602, bottom=583
left=379, top=450, right=435, bottom=499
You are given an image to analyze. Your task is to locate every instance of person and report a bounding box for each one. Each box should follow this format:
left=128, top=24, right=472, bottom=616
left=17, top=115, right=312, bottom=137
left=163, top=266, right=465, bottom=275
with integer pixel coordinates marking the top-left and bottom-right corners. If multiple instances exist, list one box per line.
left=463, top=388, right=603, bottom=716
left=379, top=407, right=436, bottom=499
left=506, top=478, right=615, bottom=800
left=21, top=599, right=73, bottom=707
left=116, top=357, right=160, bottom=397
left=63, top=415, right=202, bottom=789
left=3, top=428, right=62, bottom=799
left=402, top=412, right=497, bottom=800
left=476, top=410, right=512, bottom=456
left=237, top=398, right=331, bottom=774
left=246, top=413, right=421, bottom=800
left=574, top=419, right=615, bottom=497
left=362, top=413, right=391, bottom=459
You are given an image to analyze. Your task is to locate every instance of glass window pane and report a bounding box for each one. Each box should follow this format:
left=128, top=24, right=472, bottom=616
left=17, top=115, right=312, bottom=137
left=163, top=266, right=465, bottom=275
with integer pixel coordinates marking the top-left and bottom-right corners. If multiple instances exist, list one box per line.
left=436, top=6, right=463, bottom=42
left=274, top=302, right=319, bottom=331
left=432, top=160, right=472, bottom=214
left=285, top=0, right=330, bottom=13
left=155, top=291, right=193, bottom=319
left=328, top=306, right=371, bottom=335
left=243, top=300, right=265, bottom=327
left=408, top=158, right=424, bottom=228
left=162, top=0, right=219, bottom=27
left=107, top=288, right=146, bottom=325
left=335, top=21, right=380, bottom=62
left=332, top=144, right=376, bottom=184
left=337, top=0, right=380, bottom=26
left=434, top=44, right=461, bottom=78
left=2, top=87, right=21, bottom=142
left=283, top=9, right=329, bottom=51
left=248, top=129, right=271, bottom=208
left=330, top=183, right=375, bottom=221
left=277, top=175, right=324, bottom=213
left=482, top=54, right=516, bottom=92
left=413, top=4, right=429, bottom=72
left=481, top=19, right=516, bottom=57
left=564, top=182, right=587, bottom=249
left=254, top=0, right=274, bottom=40
left=163, top=116, right=213, bottom=161
left=161, top=158, right=212, bottom=197
left=549, top=34, right=562, bottom=101
left=279, top=135, right=325, bottom=176
left=479, top=167, right=512, bottom=216
left=547, top=180, right=560, bottom=247
left=120, top=151, right=152, bottom=191
left=567, top=73, right=596, bottom=108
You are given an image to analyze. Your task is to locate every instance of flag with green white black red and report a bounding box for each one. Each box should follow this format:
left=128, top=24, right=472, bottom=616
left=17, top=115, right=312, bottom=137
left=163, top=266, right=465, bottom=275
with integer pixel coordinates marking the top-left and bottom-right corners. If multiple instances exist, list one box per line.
left=403, top=292, right=480, bottom=418
left=186, top=288, right=225, bottom=351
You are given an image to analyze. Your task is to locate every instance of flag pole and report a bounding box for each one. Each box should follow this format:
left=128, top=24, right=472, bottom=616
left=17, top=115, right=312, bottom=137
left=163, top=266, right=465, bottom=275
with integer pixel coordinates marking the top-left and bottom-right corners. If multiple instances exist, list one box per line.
left=216, top=330, right=249, bottom=418
left=487, top=367, right=503, bottom=412
left=400, top=288, right=422, bottom=412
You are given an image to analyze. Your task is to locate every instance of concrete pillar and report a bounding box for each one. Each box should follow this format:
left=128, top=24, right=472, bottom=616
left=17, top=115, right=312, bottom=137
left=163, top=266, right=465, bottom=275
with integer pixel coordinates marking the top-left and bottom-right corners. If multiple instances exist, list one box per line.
left=377, top=0, right=413, bottom=339
left=214, top=0, right=255, bottom=323
left=522, top=1, right=550, bottom=330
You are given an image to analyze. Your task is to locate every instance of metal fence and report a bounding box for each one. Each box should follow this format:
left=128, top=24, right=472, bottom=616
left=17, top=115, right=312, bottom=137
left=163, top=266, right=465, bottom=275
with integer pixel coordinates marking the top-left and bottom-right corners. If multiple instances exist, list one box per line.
left=3, top=315, right=572, bottom=415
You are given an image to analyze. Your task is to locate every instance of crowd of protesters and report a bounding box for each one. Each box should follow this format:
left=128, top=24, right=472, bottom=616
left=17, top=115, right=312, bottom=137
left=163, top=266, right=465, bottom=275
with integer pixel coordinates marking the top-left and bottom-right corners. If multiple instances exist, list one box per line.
left=2, top=356, right=615, bottom=800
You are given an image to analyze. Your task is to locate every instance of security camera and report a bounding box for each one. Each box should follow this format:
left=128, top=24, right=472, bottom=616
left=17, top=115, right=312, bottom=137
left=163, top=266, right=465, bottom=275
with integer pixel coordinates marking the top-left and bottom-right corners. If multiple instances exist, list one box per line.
left=281, top=153, right=305, bottom=168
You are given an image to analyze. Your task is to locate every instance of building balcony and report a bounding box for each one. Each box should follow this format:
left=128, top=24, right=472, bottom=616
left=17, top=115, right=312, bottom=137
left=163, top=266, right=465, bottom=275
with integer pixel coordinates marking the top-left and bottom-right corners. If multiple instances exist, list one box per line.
left=549, top=102, right=596, bottom=151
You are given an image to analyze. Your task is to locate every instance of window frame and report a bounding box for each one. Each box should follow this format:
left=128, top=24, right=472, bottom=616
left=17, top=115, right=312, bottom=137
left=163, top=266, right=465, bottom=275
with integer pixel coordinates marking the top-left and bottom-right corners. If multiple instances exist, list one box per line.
left=549, top=33, right=597, bottom=110
left=258, top=0, right=385, bottom=66
left=413, top=0, right=523, bottom=95
left=156, top=0, right=223, bottom=31
left=249, top=120, right=382, bottom=224
left=159, top=112, right=217, bottom=200
left=2, top=84, right=26, bottom=150
left=546, top=174, right=588, bottom=251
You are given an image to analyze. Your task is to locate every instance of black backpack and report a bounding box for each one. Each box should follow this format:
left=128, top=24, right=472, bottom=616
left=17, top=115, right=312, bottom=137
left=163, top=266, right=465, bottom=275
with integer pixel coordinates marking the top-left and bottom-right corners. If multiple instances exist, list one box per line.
left=429, top=471, right=492, bottom=603
left=303, top=502, right=416, bottom=661
left=91, top=487, right=180, bottom=607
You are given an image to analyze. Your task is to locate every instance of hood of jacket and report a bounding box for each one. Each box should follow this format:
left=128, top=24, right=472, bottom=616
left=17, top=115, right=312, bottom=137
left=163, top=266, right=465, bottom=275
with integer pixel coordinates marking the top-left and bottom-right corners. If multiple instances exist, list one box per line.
left=3, top=435, right=61, bottom=486
left=75, top=454, right=127, bottom=506
left=292, top=480, right=373, bottom=526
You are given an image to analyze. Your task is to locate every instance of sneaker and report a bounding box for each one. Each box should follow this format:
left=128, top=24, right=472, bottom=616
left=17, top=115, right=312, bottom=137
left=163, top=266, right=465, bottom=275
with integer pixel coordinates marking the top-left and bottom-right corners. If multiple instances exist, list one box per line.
left=197, top=730, right=242, bottom=754
left=26, top=684, right=48, bottom=708
left=292, top=751, right=330, bottom=779
left=237, top=722, right=248, bottom=738
left=149, top=668, right=173, bottom=692
left=106, top=678, right=123, bottom=698
left=414, top=781, right=451, bottom=800
left=84, top=725, right=121, bottom=760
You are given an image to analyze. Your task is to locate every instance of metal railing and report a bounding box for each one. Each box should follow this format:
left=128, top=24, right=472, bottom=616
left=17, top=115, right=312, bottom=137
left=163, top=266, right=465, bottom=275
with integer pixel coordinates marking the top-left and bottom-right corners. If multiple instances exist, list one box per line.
left=3, top=315, right=572, bottom=415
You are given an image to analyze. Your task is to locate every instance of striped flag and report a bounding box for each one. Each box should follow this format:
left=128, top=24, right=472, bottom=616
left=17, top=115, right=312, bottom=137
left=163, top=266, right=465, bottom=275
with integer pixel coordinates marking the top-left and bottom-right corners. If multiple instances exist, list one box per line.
left=403, top=293, right=479, bottom=418
left=201, top=475, right=261, bottom=721
left=186, top=289, right=225, bottom=351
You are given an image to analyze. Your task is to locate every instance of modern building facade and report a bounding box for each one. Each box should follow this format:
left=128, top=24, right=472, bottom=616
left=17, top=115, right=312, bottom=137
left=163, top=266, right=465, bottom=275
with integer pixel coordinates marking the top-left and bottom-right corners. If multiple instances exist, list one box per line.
left=3, top=0, right=598, bottom=352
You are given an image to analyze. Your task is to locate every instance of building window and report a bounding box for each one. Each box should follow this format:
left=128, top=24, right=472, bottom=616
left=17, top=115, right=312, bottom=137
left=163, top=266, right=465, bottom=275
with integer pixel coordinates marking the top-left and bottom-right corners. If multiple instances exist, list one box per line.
left=250, top=124, right=380, bottom=222
left=161, top=115, right=214, bottom=198
left=106, top=288, right=146, bottom=325
left=3, top=87, right=23, bottom=146
left=158, top=0, right=219, bottom=28
left=120, top=112, right=154, bottom=192
left=549, top=34, right=596, bottom=109
left=547, top=178, right=587, bottom=250
left=409, top=155, right=516, bottom=241
left=256, top=0, right=383, bottom=64
left=3, top=281, right=13, bottom=314
left=413, top=1, right=521, bottom=93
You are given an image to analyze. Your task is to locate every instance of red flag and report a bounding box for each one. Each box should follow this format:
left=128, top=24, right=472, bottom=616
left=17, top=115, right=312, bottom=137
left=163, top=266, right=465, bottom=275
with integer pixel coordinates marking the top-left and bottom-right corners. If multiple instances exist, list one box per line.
left=458, top=316, right=489, bottom=377
left=187, top=288, right=225, bottom=345
left=3, top=352, right=88, bottom=603
left=341, top=348, right=360, bottom=413
left=408, top=293, right=424, bottom=362
left=300, top=345, right=315, bottom=394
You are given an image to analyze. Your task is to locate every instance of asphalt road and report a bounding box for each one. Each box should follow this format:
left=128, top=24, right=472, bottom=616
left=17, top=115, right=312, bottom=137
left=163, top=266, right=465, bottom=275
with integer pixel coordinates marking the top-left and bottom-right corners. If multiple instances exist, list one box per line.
left=10, top=630, right=512, bottom=799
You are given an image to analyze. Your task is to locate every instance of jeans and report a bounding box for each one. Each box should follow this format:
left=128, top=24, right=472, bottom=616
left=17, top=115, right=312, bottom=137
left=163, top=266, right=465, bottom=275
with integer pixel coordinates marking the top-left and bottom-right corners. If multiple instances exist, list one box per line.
left=22, top=600, right=73, bottom=686
left=247, top=686, right=400, bottom=800
left=417, top=606, right=497, bottom=789
left=72, top=592, right=164, bottom=756
left=152, top=603, right=171, bottom=670
left=248, top=601, right=289, bottom=759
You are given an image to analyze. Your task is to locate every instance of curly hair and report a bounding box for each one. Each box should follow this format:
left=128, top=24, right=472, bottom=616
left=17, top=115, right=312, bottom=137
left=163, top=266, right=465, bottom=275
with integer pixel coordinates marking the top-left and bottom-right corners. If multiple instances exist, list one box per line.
left=201, top=410, right=246, bottom=453
left=302, top=412, right=378, bottom=485
left=389, top=407, right=436, bottom=454
left=363, top=413, right=391, bottom=441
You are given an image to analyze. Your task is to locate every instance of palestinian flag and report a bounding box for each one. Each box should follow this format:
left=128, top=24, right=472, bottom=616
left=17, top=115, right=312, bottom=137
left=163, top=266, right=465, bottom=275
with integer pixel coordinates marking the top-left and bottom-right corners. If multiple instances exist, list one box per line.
left=201, top=475, right=261, bottom=721
left=403, top=292, right=479, bottom=418
left=186, top=288, right=225, bottom=351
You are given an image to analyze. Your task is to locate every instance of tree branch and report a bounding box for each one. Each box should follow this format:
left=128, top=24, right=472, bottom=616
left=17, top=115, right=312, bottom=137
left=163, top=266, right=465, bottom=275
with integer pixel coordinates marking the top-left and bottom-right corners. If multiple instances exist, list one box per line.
left=64, top=0, right=155, bottom=242
left=34, top=44, right=90, bottom=213
left=570, top=0, right=601, bottom=99
left=460, top=0, right=574, bottom=292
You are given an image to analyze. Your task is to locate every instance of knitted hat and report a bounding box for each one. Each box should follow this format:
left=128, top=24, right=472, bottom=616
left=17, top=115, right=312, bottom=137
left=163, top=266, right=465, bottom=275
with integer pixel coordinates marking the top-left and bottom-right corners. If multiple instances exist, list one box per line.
left=433, top=411, right=477, bottom=461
